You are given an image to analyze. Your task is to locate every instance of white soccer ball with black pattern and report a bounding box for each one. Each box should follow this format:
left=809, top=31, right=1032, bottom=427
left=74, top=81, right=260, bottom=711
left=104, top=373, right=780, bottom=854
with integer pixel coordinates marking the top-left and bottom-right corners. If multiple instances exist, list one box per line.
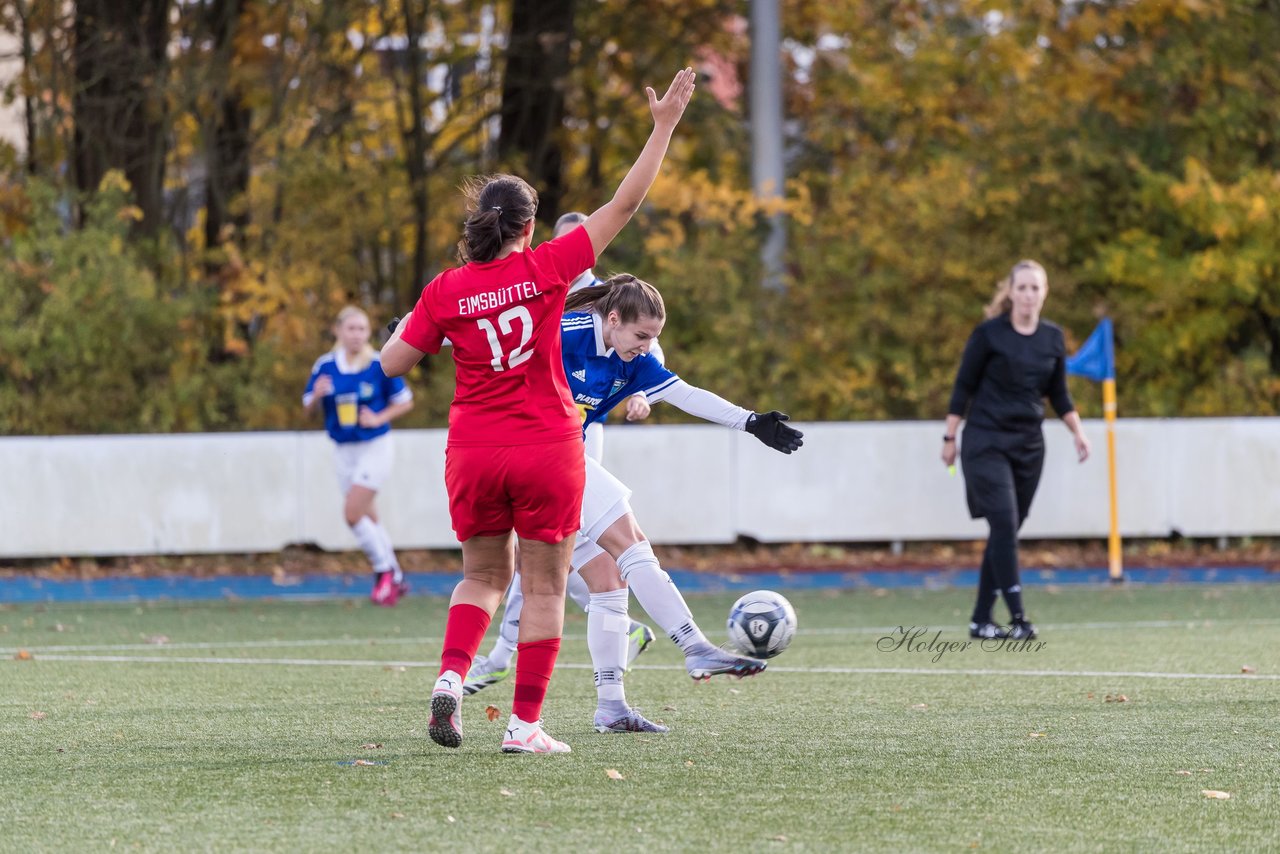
left=726, top=590, right=797, bottom=659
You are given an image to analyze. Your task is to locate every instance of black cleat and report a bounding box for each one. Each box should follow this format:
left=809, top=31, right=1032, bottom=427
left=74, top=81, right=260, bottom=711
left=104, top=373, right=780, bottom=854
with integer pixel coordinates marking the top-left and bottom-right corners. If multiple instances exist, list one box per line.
left=969, top=621, right=1008, bottom=639
left=1008, top=621, right=1038, bottom=640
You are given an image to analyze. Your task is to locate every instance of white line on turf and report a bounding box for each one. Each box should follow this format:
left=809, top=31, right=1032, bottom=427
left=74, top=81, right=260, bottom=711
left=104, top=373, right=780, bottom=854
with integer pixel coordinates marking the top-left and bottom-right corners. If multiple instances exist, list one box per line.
left=18, top=653, right=1280, bottom=681
left=5, top=616, right=1280, bottom=655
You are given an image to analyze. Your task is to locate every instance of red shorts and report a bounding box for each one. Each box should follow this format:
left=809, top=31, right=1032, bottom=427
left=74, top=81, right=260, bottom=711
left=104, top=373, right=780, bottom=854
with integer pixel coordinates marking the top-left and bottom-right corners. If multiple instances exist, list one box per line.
left=444, top=438, right=586, bottom=543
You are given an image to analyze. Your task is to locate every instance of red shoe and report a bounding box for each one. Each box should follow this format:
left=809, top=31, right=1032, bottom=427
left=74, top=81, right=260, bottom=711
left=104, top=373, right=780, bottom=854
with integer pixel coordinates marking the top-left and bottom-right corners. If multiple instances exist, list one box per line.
left=370, top=572, right=406, bottom=607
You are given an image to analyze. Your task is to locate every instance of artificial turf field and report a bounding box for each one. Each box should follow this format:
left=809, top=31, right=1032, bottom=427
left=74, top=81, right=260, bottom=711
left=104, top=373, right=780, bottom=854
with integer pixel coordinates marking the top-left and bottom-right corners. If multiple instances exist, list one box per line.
left=3, top=583, right=1278, bottom=852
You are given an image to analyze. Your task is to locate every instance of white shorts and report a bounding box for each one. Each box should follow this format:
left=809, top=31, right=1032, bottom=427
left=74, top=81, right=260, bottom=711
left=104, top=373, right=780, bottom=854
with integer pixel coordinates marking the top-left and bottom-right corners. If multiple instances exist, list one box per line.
left=333, top=434, right=394, bottom=495
left=572, top=454, right=632, bottom=570
left=583, top=420, right=604, bottom=464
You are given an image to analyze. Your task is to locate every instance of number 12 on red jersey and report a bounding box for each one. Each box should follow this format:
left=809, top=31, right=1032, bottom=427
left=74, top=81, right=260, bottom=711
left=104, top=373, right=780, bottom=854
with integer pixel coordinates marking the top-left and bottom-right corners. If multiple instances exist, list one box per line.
left=476, top=305, right=534, bottom=372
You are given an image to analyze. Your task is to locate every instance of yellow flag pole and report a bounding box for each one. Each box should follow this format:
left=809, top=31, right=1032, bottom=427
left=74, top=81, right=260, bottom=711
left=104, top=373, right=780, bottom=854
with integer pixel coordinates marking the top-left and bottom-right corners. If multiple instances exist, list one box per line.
left=1103, top=378, right=1122, bottom=582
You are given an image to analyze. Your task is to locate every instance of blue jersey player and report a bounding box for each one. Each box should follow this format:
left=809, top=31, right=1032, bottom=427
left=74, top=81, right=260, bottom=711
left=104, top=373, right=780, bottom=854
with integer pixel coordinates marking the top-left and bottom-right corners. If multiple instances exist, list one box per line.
left=303, top=306, right=414, bottom=606
left=465, top=274, right=803, bottom=735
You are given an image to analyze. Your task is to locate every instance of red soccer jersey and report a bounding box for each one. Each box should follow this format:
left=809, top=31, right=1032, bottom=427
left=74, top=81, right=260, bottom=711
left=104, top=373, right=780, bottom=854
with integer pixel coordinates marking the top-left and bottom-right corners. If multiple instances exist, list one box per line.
left=401, top=225, right=596, bottom=446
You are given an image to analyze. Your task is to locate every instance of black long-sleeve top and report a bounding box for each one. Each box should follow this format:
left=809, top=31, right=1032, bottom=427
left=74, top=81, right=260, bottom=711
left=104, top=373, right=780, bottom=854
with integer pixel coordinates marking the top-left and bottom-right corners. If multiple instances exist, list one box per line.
left=948, top=314, right=1075, bottom=435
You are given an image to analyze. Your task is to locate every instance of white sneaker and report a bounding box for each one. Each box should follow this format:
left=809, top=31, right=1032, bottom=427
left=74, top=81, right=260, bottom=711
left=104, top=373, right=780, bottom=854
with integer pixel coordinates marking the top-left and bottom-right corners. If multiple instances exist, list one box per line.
left=684, top=644, right=767, bottom=681
left=501, top=715, right=571, bottom=754
left=428, top=670, right=463, bottom=748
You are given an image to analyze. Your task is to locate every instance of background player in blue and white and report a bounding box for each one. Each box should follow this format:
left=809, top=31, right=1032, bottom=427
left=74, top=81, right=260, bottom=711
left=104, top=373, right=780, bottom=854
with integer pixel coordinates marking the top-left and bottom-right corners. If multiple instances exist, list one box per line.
left=303, top=306, right=415, bottom=606
left=467, top=274, right=803, bottom=734
left=464, top=214, right=660, bottom=698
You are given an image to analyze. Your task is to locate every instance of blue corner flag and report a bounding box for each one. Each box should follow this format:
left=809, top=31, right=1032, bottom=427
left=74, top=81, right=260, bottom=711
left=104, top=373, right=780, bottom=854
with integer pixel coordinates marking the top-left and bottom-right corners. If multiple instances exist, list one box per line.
left=1066, top=317, right=1115, bottom=382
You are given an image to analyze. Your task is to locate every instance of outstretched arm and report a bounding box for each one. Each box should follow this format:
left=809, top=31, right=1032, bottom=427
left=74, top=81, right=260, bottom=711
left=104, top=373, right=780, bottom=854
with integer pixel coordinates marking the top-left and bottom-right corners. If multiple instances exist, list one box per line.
left=583, top=68, right=696, bottom=256
left=648, top=380, right=803, bottom=454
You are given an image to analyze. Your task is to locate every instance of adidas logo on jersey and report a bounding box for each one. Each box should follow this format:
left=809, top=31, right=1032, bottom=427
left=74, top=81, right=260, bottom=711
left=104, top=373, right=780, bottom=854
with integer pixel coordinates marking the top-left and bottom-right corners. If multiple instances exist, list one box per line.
left=571, top=369, right=586, bottom=382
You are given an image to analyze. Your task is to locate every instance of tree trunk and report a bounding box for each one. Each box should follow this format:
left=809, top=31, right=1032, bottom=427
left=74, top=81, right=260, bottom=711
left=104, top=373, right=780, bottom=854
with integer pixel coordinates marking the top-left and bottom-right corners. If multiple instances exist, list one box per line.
left=72, top=0, right=173, bottom=235
left=499, top=0, right=574, bottom=226
left=16, top=0, right=37, bottom=174
left=401, top=0, right=430, bottom=307
left=203, top=0, right=253, bottom=251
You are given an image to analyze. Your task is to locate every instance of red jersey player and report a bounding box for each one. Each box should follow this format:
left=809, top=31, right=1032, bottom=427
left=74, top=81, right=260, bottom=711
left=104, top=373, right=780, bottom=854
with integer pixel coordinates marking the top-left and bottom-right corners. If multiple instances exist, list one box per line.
left=382, top=66, right=696, bottom=754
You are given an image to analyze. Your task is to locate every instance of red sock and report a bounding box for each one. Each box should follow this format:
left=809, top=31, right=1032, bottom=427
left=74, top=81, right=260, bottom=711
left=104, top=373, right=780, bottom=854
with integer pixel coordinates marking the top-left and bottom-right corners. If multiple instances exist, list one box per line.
left=438, top=603, right=491, bottom=678
left=512, top=637, right=561, bottom=723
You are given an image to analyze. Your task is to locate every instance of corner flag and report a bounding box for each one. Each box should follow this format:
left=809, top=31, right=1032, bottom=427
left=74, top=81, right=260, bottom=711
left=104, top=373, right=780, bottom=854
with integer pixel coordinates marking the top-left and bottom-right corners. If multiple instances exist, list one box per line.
left=1066, top=317, right=1114, bottom=382
left=1066, top=317, right=1122, bottom=582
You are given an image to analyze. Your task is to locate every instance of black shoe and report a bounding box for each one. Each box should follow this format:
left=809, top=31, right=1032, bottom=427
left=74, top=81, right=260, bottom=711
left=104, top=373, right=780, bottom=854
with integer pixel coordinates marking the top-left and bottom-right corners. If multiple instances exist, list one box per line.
left=969, top=621, right=1008, bottom=639
left=1008, top=620, right=1037, bottom=640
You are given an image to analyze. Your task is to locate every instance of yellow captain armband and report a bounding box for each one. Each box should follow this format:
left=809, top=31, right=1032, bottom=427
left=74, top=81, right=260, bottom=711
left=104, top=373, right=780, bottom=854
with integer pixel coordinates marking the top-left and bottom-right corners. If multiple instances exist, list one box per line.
left=576, top=404, right=592, bottom=423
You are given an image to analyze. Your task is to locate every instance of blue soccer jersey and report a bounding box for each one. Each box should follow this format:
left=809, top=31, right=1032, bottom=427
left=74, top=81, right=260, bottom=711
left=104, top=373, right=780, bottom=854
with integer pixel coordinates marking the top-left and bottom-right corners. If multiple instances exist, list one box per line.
left=560, top=311, right=679, bottom=431
left=302, top=351, right=413, bottom=444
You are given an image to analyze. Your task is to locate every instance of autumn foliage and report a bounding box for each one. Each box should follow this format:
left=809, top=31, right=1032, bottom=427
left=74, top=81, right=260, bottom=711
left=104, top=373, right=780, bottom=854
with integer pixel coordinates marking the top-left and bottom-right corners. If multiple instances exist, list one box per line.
left=1, top=0, right=1277, bottom=434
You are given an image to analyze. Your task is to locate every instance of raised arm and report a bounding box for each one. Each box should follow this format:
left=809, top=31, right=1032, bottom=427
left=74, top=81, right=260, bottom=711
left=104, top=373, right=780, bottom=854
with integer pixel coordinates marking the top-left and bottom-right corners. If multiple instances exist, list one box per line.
left=583, top=68, right=696, bottom=256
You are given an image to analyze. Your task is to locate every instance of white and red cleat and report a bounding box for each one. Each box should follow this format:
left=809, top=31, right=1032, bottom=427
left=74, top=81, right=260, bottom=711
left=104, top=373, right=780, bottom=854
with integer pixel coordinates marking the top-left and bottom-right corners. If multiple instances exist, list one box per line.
left=501, top=715, right=571, bottom=754
left=428, top=670, right=463, bottom=748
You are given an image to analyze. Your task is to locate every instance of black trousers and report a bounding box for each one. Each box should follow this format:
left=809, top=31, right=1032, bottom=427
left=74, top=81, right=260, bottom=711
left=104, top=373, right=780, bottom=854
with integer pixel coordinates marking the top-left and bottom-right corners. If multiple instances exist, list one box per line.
left=960, top=427, right=1045, bottom=622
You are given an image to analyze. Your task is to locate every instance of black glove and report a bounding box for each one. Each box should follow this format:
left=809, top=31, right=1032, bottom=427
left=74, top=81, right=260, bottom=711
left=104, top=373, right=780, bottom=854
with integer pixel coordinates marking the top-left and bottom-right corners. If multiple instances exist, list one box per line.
left=745, top=411, right=804, bottom=454
left=386, top=316, right=401, bottom=335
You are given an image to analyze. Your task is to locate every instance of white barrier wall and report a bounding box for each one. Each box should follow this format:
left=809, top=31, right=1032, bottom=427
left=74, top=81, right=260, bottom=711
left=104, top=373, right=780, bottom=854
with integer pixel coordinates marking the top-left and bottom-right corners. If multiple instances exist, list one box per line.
left=1, top=418, right=1278, bottom=558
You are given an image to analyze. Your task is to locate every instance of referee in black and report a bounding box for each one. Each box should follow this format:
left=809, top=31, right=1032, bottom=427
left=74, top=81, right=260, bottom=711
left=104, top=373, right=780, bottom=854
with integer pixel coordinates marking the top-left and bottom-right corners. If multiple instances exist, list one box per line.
left=942, top=260, right=1091, bottom=640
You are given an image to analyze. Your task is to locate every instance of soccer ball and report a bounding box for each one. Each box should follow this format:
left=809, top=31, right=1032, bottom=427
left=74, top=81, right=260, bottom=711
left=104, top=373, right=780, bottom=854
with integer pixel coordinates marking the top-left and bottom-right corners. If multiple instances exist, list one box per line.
left=726, top=590, right=797, bottom=659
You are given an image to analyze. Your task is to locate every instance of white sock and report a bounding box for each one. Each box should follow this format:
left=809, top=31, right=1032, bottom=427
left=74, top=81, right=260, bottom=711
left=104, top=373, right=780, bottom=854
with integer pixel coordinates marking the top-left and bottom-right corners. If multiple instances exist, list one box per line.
left=375, top=522, right=402, bottom=583
left=485, top=575, right=522, bottom=669
left=588, top=589, right=630, bottom=710
left=351, top=516, right=391, bottom=573
left=616, top=540, right=709, bottom=653
left=566, top=570, right=591, bottom=612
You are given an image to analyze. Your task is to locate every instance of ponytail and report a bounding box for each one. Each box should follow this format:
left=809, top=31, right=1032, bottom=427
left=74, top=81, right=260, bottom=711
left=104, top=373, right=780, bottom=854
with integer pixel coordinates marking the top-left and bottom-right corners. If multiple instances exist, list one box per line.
left=564, top=273, right=666, bottom=323
left=457, top=174, right=539, bottom=264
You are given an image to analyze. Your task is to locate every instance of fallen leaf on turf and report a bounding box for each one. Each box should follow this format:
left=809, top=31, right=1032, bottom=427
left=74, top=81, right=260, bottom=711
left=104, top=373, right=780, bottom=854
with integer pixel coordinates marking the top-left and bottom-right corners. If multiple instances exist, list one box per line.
left=146, top=635, right=169, bottom=645
left=729, top=688, right=740, bottom=695
left=662, top=705, right=677, bottom=711
left=1104, top=694, right=1129, bottom=703
left=684, top=760, right=694, bottom=768
left=14, top=650, right=31, bottom=661
left=1175, top=770, right=1193, bottom=776
left=606, top=769, right=625, bottom=781
left=911, top=703, right=929, bottom=710
left=1199, top=768, right=1213, bottom=773
left=772, top=835, right=788, bottom=842
left=499, top=788, right=514, bottom=797
left=389, top=813, right=405, bottom=820
left=1086, top=692, right=1095, bottom=699
left=52, top=623, right=66, bottom=632
left=446, top=815, right=456, bottom=823
left=360, top=743, right=382, bottom=750
left=29, top=711, right=46, bottom=720
left=1202, top=790, right=1231, bottom=800
left=1029, top=732, right=1046, bottom=738
left=1241, top=665, right=1256, bottom=674
left=56, top=748, right=64, bottom=753
left=485, top=705, right=501, bottom=722
left=353, top=759, right=378, bottom=766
